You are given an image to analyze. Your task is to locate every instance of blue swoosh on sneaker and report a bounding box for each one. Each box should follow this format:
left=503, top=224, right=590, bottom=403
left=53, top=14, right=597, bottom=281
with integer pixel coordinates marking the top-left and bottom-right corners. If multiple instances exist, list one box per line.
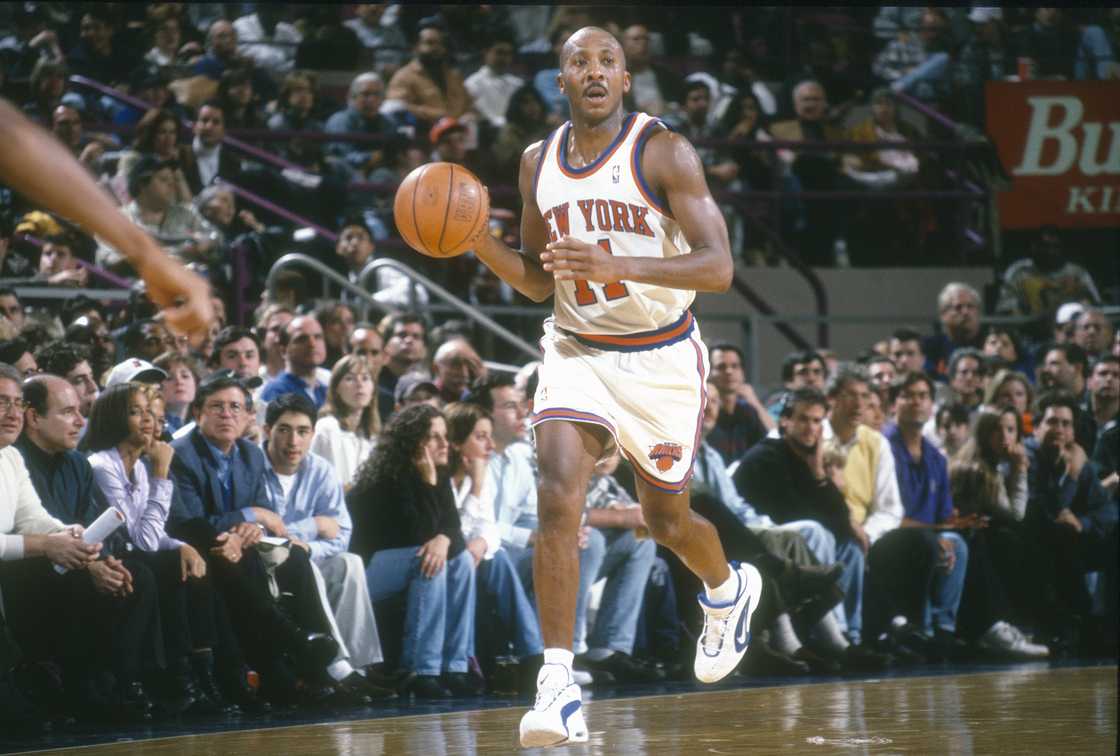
left=560, top=699, right=581, bottom=735
left=734, top=595, right=753, bottom=653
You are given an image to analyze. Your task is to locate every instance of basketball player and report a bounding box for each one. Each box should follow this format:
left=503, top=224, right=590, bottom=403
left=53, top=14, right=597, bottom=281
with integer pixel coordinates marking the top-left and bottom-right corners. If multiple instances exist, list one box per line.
left=0, top=98, right=211, bottom=343
left=469, top=27, right=763, bottom=747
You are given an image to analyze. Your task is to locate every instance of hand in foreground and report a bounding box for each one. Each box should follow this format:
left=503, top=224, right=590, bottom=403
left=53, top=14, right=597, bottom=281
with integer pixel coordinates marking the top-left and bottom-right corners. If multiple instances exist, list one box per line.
left=416, top=534, right=450, bottom=578
left=179, top=543, right=207, bottom=580
left=135, top=244, right=214, bottom=349
left=210, top=531, right=244, bottom=563
left=41, top=530, right=100, bottom=570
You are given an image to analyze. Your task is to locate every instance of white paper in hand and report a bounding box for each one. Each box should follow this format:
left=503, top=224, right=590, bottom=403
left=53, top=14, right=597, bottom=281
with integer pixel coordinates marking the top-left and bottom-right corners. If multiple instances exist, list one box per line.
left=53, top=507, right=126, bottom=574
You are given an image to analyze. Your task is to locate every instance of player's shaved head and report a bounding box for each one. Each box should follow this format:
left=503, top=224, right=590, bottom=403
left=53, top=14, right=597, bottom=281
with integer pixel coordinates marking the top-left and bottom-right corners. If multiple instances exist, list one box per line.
left=560, top=26, right=625, bottom=68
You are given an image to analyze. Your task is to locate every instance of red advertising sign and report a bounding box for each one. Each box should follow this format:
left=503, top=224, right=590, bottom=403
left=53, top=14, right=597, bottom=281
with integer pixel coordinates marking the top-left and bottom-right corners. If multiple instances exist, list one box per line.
left=986, top=81, right=1120, bottom=229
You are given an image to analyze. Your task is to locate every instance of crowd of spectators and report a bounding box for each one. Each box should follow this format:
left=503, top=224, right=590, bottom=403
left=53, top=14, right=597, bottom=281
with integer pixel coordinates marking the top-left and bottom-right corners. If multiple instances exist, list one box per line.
left=0, top=2, right=1117, bottom=732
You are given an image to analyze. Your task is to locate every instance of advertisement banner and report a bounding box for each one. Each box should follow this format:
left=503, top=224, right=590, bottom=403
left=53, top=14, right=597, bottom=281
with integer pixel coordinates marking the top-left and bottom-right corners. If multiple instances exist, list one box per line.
left=986, top=81, right=1120, bottom=229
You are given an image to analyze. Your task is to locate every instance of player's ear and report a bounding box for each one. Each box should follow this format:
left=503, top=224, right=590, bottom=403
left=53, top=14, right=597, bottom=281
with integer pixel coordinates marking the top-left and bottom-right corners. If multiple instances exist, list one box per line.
left=622, top=70, right=631, bottom=94
left=556, top=71, right=564, bottom=94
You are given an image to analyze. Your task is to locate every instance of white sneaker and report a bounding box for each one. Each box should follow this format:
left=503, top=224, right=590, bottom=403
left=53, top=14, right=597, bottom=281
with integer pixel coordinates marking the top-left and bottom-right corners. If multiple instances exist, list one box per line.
left=980, top=621, right=1049, bottom=659
left=518, top=664, right=589, bottom=748
left=694, top=562, right=763, bottom=683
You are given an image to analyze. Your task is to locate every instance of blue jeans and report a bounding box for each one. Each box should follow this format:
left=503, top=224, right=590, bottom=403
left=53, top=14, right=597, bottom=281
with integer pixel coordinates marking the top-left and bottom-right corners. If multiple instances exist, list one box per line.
left=788, top=520, right=865, bottom=644
left=364, top=547, right=476, bottom=676
left=586, top=529, right=657, bottom=656
left=925, top=532, right=968, bottom=634
left=506, top=528, right=607, bottom=654
left=477, top=548, right=543, bottom=659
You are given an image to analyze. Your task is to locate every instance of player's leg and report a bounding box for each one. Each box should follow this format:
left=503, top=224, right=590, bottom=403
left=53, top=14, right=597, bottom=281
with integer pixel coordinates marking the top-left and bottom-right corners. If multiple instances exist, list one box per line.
left=519, top=418, right=604, bottom=747
left=635, top=479, right=762, bottom=684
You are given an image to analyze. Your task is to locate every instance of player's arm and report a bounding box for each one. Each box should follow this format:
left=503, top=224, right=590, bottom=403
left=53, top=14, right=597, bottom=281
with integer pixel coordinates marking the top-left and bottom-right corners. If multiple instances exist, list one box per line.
left=0, top=98, right=212, bottom=344
left=541, top=130, right=734, bottom=293
left=471, top=142, right=556, bottom=303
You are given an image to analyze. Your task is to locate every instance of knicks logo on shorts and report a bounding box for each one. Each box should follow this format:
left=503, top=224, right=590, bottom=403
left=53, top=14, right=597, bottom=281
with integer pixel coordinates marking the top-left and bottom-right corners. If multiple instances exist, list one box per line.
left=648, top=442, right=684, bottom=473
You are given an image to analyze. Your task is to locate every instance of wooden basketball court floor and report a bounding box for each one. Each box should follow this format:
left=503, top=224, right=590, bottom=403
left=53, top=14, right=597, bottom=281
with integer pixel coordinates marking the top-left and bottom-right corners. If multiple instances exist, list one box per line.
left=10, top=661, right=1114, bottom=756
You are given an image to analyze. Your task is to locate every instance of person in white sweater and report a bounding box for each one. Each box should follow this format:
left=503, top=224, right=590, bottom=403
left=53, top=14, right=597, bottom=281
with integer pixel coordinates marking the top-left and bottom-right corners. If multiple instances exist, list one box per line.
left=311, top=354, right=380, bottom=489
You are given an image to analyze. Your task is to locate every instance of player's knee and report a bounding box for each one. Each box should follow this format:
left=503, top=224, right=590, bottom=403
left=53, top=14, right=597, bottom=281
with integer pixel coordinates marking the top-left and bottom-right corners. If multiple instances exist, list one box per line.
left=536, top=478, right=583, bottom=528
left=644, top=508, right=686, bottom=548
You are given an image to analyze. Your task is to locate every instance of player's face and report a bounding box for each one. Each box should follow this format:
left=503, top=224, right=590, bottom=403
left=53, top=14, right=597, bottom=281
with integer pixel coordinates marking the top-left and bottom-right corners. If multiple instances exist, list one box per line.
left=558, top=30, right=630, bottom=121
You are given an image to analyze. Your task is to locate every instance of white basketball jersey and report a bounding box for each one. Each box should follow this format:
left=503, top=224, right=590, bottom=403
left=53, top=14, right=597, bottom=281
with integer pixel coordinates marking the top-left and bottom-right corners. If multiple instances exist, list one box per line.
left=534, top=111, right=694, bottom=336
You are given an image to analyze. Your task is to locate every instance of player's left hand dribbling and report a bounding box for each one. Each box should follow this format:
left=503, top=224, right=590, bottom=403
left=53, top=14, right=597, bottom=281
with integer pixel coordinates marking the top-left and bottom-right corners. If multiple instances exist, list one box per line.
left=542, top=236, right=622, bottom=284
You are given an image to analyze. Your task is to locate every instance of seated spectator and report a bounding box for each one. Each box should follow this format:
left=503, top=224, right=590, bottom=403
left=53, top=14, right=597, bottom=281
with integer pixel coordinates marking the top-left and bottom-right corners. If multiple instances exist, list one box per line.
left=714, top=88, right=775, bottom=193
left=1012, top=8, right=1081, bottom=80
left=195, top=185, right=269, bottom=249
left=66, top=317, right=115, bottom=384
left=153, top=352, right=196, bottom=435
left=343, top=3, right=409, bottom=78
left=952, top=408, right=1029, bottom=523
left=889, top=328, right=927, bottom=376
left=259, top=393, right=392, bottom=703
left=377, top=313, right=431, bottom=422
left=1085, top=356, right=1120, bottom=452
left=492, top=84, right=552, bottom=180
left=923, top=282, right=984, bottom=380
left=0, top=288, right=25, bottom=332
left=15, top=374, right=165, bottom=721
left=844, top=89, right=920, bottom=190
left=394, top=373, right=441, bottom=413
left=191, top=20, right=240, bottom=82
left=316, top=301, right=356, bottom=369
left=620, top=24, right=681, bottom=117
left=34, top=341, right=99, bottom=417
left=465, top=32, right=524, bottom=130
left=0, top=338, right=37, bottom=378
left=97, top=156, right=219, bottom=274
left=51, top=104, right=111, bottom=174
left=144, top=5, right=183, bottom=68
left=181, top=101, right=243, bottom=195
left=984, top=369, right=1036, bottom=433
left=347, top=404, right=480, bottom=698
left=444, top=401, right=543, bottom=684
left=765, top=349, right=829, bottom=421
left=113, top=108, right=193, bottom=205
left=256, top=304, right=293, bottom=384
left=1038, top=343, right=1096, bottom=450
left=532, top=26, right=573, bottom=122
left=325, top=73, right=401, bottom=181
left=168, top=371, right=341, bottom=706
left=35, top=234, right=88, bottom=288
left=1073, top=308, right=1115, bottom=360
left=953, top=7, right=1011, bottom=126
left=872, top=8, right=952, bottom=102
left=333, top=217, right=427, bottom=311
left=707, top=343, right=771, bottom=465
left=84, top=383, right=235, bottom=714
left=385, top=22, right=472, bottom=129
left=1025, top=392, right=1118, bottom=649
left=67, top=7, right=133, bottom=88
left=864, top=387, right=888, bottom=433
left=233, top=6, right=301, bottom=77
left=22, top=58, right=68, bottom=126
left=995, top=226, right=1101, bottom=322
left=311, top=355, right=379, bottom=489
left=267, top=71, right=323, bottom=132
left=0, top=364, right=159, bottom=725
left=430, top=116, right=481, bottom=173
left=216, top=67, right=264, bottom=131
left=942, top=347, right=987, bottom=413
left=935, top=402, right=974, bottom=459
left=982, top=325, right=1032, bottom=376
left=432, top=339, right=485, bottom=406
left=770, top=80, right=849, bottom=266
left=865, top=354, right=898, bottom=394
left=350, top=323, right=391, bottom=411
left=260, top=314, right=329, bottom=410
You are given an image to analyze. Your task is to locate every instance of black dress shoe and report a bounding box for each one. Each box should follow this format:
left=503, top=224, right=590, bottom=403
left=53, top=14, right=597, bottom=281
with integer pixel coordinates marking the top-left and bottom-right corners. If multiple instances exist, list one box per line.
left=840, top=643, right=892, bottom=672
left=188, top=652, right=240, bottom=716
left=576, top=652, right=667, bottom=684
left=115, top=680, right=155, bottom=723
left=402, top=674, right=451, bottom=699
left=339, top=672, right=397, bottom=701
left=443, top=671, right=486, bottom=696
left=744, top=642, right=812, bottom=676
left=362, top=663, right=409, bottom=690
left=792, top=647, right=842, bottom=675
left=292, top=633, right=339, bottom=677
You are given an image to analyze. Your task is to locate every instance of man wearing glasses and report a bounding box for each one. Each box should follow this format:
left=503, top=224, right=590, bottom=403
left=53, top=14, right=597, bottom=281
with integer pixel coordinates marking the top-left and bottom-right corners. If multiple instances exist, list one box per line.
left=169, top=371, right=340, bottom=706
left=924, top=282, right=984, bottom=381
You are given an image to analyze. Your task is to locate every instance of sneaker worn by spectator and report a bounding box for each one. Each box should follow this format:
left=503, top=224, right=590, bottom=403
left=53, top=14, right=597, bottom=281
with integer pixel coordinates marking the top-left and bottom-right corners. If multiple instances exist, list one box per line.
left=979, top=621, right=1049, bottom=659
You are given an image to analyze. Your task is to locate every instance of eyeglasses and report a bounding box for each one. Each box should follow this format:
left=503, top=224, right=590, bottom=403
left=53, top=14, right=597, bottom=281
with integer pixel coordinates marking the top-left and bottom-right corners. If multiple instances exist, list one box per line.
left=203, top=401, right=244, bottom=416
left=0, top=397, right=27, bottom=414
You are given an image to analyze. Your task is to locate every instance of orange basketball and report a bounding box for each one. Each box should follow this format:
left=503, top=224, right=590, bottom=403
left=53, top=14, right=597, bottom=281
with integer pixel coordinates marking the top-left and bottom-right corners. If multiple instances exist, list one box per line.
left=393, top=162, right=489, bottom=258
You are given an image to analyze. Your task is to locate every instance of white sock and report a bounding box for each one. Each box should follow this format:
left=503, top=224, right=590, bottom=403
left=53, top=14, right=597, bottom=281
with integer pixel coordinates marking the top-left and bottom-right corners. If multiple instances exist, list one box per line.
left=327, top=659, right=354, bottom=682
left=771, top=613, right=801, bottom=655
left=705, top=566, right=739, bottom=605
left=543, top=648, right=574, bottom=672
left=814, top=613, right=851, bottom=653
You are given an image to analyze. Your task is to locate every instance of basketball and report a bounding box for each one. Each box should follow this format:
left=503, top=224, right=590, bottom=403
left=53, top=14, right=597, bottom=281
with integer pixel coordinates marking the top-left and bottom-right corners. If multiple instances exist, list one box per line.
left=393, top=162, right=489, bottom=258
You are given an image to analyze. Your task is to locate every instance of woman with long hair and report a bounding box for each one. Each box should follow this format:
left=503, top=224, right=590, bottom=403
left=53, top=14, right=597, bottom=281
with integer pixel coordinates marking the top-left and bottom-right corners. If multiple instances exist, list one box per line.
left=153, top=351, right=201, bottom=435
left=947, top=408, right=1049, bottom=658
left=312, top=354, right=380, bottom=488
left=114, top=108, right=193, bottom=204
left=85, top=383, right=235, bottom=713
left=983, top=369, right=1035, bottom=434
left=347, top=404, right=480, bottom=698
left=445, top=402, right=543, bottom=679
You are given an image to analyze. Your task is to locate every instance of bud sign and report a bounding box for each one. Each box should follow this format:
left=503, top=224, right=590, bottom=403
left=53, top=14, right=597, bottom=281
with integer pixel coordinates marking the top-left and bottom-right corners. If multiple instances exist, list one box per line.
left=987, top=81, right=1120, bottom=229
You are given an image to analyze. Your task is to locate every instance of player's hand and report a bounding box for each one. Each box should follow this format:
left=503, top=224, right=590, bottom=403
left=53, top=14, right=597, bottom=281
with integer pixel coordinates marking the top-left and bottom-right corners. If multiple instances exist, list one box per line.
left=134, top=239, right=214, bottom=349
left=541, top=236, right=623, bottom=284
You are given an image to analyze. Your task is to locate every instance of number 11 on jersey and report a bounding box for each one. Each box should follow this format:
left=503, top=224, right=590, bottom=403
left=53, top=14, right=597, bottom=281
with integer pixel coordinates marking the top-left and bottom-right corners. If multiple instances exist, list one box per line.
left=574, top=238, right=630, bottom=306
